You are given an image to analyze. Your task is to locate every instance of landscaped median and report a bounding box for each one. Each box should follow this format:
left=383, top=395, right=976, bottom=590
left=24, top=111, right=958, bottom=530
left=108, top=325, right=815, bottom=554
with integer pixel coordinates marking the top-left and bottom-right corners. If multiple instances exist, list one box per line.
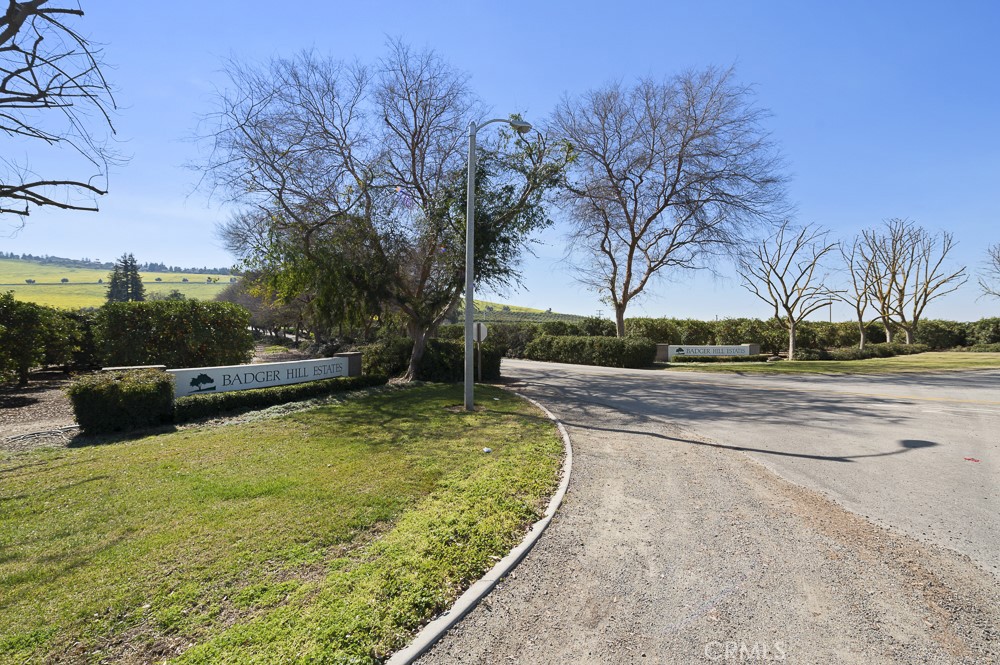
left=0, top=384, right=564, bottom=663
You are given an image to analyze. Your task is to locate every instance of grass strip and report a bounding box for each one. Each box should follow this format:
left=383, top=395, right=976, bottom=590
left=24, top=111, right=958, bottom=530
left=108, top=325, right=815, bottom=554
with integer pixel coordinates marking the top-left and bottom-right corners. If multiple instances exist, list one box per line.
left=0, top=384, right=562, bottom=663
left=663, top=351, right=1000, bottom=374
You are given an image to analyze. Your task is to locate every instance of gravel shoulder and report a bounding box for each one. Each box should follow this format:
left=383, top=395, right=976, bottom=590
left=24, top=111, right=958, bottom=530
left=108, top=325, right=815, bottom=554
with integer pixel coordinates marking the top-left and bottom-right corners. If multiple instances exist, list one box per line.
left=417, top=380, right=1000, bottom=664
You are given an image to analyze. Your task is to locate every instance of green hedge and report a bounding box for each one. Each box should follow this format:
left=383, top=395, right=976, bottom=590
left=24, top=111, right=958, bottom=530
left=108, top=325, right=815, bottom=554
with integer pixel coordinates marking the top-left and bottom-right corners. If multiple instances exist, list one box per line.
left=97, top=301, right=254, bottom=369
left=670, top=354, right=771, bottom=364
left=524, top=335, right=656, bottom=368
left=962, top=343, right=1000, bottom=353
left=968, top=318, right=1000, bottom=346
left=0, top=292, right=82, bottom=385
left=795, top=343, right=930, bottom=361
left=174, top=374, right=387, bottom=422
left=67, top=369, right=175, bottom=435
left=362, top=338, right=502, bottom=382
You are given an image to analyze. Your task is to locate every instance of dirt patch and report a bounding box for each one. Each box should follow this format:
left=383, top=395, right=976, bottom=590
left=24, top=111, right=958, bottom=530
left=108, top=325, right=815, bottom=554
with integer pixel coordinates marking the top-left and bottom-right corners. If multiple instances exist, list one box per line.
left=0, top=372, right=76, bottom=443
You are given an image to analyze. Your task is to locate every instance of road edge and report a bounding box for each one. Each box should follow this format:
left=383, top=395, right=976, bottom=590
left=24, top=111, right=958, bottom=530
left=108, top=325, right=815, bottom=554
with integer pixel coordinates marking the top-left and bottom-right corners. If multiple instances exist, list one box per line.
left=386, top=390, right=573, bottom=665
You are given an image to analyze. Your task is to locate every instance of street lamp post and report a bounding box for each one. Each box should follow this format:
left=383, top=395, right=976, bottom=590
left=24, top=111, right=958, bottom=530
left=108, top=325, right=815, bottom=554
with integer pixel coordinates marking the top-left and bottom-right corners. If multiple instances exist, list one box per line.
left=465, top=117, right=531, bottom=411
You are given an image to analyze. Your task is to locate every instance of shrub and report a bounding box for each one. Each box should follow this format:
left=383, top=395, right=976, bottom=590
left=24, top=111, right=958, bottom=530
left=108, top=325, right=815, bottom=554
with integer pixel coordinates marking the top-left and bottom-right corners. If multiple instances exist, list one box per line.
left=713, top=317, right=786, bottom=353
left=67, top=309, right=101, bottom=369
left=97, top=301, right=254, bottom=369
left=670, top=354, right=771, bottom=363
left=174, top=374, right=387, bottom=422
left=478, top=322, right=538, bottom=358
left=67, top=369, right=174, bottom=435
left=524, top=335, right=656, bottom=368
left=965, top=343, right=1000, bottom=352
left=0, top=293, right=79, bottom=384
left=538, top=320, right=583, bottom=336
left=676, top=319, right=716, bottom=345
left=40, top=309, right=82, bottom=370
left=360, top=338, right=501, bottom=381
left=795, top=343, right=930, bottom=361
left=578, top=316, right=616, bottom=337
left=914, top=319, right=967, bottom=349
left=968, top=318, right=1000, bottom=346
left=624, top=318, right=681, bottom=344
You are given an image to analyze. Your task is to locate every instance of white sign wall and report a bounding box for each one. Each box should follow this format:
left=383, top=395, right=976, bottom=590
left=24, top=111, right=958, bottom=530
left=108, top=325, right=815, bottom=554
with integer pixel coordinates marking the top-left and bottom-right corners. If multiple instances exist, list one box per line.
left=168, top=357, right=349, bottom=398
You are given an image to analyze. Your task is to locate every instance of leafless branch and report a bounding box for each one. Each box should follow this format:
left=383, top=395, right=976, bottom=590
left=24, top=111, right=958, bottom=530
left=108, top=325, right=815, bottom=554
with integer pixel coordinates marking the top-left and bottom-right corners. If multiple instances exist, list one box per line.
left=0, top=1, right=118, bottom=223
left=552, top=67, right=788, bottom=334
left=735, top=220, right=837, bottom=359
left=978, top=243, right=1000, bottom=300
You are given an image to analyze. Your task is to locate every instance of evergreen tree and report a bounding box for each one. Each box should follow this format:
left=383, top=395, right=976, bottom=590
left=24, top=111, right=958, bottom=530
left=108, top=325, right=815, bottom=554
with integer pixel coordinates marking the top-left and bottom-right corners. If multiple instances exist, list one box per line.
left=106, top=253, right=145, bottom=303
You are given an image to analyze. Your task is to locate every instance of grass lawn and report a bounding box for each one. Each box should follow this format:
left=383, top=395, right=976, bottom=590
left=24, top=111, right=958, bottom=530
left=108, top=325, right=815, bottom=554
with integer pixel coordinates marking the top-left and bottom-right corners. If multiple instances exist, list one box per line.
left=665, top=351, right=1000, bottom=374
left=0, top=384, right=563, bottom=663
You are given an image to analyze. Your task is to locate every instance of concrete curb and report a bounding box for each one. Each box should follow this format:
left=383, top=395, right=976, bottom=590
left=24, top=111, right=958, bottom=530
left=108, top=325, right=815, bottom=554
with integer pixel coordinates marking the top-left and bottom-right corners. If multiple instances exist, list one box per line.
left=386, top=391, right=573, bottom=665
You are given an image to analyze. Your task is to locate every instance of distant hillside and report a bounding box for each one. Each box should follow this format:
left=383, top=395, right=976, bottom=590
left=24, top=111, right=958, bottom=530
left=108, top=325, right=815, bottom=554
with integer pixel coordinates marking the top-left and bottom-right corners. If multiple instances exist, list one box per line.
left=456, top=300, right=588, bottom=324
left=0, top=252, right=234, bottom=275
left=0, top=259, right=233, bottom=308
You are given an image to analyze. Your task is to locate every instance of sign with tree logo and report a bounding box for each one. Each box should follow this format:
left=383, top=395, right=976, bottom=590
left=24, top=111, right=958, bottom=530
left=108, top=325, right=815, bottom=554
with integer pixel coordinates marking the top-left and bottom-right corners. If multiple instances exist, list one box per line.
left=167, top=357, right=355, bottom=398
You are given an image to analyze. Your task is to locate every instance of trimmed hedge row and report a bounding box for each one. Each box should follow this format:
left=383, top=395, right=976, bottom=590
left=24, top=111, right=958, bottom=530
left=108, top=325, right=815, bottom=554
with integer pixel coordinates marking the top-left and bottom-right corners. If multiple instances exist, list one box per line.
left=174, top=374, right=387, bottom=422
left=795, top=343, right=930, bottom=361
left=670, top=354, right=772, bottom=364
left=442, top=317, right=1000, bottom=358
left=67, top=370, right=388, bottom=435
left=362, top=338, right=502, bottom=381
left=0, top=291, right=82, bottom=385
left=98, top=301, right=254, bottom=369
left=67, top=369, right=175, bottom=435
left=524, top=335, right=656, bottom=368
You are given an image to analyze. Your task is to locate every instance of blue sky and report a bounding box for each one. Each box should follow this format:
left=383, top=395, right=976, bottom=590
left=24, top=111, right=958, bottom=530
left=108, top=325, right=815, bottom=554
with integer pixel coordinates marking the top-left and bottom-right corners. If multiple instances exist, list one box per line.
left=3, top=0, right=998, bottom=320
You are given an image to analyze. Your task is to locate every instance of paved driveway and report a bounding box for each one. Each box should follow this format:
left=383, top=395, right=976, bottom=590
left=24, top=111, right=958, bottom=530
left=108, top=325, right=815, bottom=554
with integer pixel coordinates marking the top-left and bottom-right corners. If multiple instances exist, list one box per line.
left=506, top=360, right=1000, bottom=576
left=416, top=361, right=1000, bottom=664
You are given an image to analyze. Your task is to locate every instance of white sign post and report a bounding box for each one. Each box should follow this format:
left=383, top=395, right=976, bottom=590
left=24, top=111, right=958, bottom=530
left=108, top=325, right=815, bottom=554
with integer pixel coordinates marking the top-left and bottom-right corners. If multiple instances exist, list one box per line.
left=168, top=357, right=349, bottom=398
left=473, top=323, right=488, bottom=382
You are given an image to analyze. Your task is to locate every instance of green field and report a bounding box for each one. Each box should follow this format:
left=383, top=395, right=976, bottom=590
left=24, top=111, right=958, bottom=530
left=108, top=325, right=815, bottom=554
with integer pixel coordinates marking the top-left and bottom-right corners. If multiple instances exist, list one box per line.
left=0, top=384, right=563, bottom=663
left=0, top=259, right=233, bottom=308
left=666, top=352, right=1000, bottom=374
left=462, top=300, right=588, bottom=324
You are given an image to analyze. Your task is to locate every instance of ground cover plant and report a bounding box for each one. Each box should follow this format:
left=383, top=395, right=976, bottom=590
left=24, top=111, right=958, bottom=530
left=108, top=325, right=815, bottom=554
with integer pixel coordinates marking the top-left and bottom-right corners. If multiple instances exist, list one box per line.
left=0, top=384, right=563, bottom=663
left=665, top=351, right=1000, bottom=375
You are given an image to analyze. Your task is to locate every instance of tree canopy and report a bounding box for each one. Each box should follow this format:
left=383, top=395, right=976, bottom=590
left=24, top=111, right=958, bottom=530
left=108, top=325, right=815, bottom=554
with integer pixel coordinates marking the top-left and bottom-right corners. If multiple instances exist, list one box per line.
left=106, top=253, right=144, bottom=303
left=552, top=67, right=787, bottom=335
left=203, top=42, right=569, bottom=378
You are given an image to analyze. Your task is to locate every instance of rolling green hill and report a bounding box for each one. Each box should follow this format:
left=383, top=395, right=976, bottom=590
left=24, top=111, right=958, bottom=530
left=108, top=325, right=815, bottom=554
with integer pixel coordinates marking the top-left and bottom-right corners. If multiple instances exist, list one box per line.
left=0, top=258, right=588, bottom=321
left=0, top=259, right=233, bottom=308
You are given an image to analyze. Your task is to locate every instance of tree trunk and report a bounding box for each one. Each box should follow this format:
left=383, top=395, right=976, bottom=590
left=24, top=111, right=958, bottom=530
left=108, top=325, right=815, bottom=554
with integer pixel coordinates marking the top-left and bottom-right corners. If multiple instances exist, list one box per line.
left=788, top=321, right=797, bottom=360
left=882, top=317, right=894, bottom=343
left=403, top=322, right=430, bottom=382
left=903, top=326, right=915, bottom=345
left=857, top=319, right=867, bottom=351
left=614, top=304, right=626, bottom=338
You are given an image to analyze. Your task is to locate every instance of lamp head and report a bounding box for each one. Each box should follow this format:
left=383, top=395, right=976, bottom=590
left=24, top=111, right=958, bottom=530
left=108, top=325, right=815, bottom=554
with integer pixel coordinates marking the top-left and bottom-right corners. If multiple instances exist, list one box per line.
left=509, top=119, right=532, bottom=134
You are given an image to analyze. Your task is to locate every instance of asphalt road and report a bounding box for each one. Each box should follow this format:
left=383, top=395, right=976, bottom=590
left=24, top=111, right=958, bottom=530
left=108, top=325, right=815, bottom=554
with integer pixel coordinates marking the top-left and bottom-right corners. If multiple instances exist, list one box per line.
left=504, top=359, right=1000, bottom=576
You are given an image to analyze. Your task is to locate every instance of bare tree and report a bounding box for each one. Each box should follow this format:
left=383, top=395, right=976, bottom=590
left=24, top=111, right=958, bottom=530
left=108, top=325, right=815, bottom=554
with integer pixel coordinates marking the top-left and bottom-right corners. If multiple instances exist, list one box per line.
left=862, top=219, right=967, bottom=344
left=202, top=42, right=568, bottom=380
left=552, top=67, right=787, bottom=336
left=979, top=243, right=1000, bottom=300
left=837, top=236, right=879, bottom=350
left=736, top=221, right=837, bottom=359
left=0, top=1, right=118, bottom=223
